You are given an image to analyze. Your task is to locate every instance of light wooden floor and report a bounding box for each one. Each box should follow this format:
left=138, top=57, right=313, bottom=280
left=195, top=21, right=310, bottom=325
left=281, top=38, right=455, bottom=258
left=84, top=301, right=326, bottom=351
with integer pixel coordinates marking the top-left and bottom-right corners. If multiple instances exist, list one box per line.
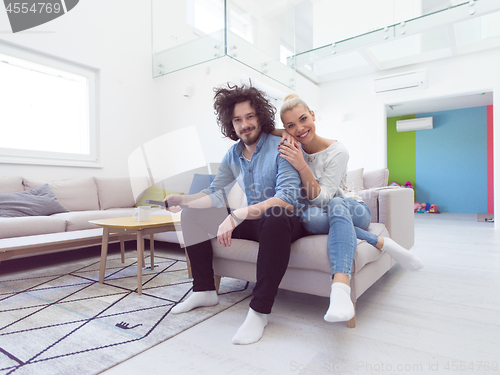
left=102, top=213, right=500, bottom=375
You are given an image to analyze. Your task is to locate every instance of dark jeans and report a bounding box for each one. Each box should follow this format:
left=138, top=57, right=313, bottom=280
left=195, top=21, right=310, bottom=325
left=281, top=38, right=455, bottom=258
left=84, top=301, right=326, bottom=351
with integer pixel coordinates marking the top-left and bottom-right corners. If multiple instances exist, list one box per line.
left=182, top=206, right=305, bottom=314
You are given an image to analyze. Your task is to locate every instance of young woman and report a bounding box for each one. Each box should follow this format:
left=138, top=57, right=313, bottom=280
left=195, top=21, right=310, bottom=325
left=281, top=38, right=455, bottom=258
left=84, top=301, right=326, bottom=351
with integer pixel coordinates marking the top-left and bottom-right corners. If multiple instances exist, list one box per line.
left=276, top=94, right=423, bottom=323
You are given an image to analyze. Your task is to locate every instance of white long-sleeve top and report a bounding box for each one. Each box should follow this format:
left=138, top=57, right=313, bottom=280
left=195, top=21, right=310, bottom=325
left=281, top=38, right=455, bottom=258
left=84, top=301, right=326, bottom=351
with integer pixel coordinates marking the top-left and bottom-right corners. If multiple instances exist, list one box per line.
left=303, top=141, right=361, bottom=210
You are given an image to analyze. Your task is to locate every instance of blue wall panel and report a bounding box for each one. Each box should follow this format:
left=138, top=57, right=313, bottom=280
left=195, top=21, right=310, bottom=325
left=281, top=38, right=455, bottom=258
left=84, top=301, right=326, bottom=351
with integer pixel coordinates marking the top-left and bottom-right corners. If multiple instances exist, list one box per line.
left=415, top=107, right=487, bottom=213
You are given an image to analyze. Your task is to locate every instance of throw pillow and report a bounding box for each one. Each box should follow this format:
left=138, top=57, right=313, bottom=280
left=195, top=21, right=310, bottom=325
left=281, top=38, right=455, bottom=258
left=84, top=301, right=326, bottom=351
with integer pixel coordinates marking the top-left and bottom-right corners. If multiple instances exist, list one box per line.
left=135, top=184, right=183, bottom=207
left=346, top=168, right=364, bottom=191
left=23, top=177, right=99, bottom=211
left=188, top=174, right=215, bottom=195
left=0, top=184, right=70, bottom=217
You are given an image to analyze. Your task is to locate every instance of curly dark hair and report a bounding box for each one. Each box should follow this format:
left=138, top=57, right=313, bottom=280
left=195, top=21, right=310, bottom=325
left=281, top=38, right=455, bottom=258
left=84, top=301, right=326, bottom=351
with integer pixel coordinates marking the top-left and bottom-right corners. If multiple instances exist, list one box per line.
left=213, top=83, right=276, bottom=141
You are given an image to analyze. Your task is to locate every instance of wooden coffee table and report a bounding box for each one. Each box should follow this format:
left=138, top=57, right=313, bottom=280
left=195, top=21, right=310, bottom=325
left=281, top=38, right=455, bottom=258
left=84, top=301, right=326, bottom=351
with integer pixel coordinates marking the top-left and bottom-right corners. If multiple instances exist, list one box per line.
left=89, top=215, right=181, bottom=295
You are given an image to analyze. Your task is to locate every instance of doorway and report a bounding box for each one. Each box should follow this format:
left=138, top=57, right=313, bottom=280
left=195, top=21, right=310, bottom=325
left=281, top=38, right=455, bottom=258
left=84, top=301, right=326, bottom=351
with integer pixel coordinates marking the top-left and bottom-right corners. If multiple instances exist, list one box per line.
left=386, top=92, right=493, bottom=215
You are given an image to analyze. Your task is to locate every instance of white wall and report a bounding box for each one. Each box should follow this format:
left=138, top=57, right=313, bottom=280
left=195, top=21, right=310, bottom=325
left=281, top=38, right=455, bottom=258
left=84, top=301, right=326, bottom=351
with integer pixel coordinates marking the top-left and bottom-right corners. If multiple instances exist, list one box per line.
left=319, top=47, right=500, bottom=229
left=153, top=56, right=320, bottom=164
left=0, top=0, right=319, bottom=181
left=0, top=0, right=157, bottom=180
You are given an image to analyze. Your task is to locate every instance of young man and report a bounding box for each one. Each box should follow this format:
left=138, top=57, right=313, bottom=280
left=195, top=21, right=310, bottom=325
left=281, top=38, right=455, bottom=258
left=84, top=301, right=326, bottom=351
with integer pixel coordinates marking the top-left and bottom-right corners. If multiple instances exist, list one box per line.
left=164, top=84, right=304, bottom=345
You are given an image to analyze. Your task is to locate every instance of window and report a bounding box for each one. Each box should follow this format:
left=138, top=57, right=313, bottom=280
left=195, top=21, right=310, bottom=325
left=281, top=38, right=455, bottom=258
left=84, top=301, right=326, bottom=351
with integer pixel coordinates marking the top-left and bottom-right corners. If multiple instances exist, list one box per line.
left=0, top=41, right=99, bottom=167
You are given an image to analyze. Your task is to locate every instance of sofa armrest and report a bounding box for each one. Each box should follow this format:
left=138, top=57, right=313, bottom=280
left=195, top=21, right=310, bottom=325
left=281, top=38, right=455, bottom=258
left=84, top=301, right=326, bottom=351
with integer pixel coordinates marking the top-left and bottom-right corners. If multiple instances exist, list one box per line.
left=378, top=188, right=414, bottom=250
left=358, top=186, right=398, bottom=224
left=363, top=168, right=389, bottom=189
left=358, top=188, right=381, bottom=224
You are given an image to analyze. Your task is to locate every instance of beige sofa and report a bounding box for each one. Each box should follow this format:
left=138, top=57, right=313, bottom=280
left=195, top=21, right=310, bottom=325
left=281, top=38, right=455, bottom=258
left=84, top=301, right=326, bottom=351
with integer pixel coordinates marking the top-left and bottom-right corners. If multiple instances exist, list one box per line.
left=1, top=168, right=414, bottom=329
left=148, top=167, right=414, bottom=328
left=0, top=176, right=150, bottom=262
left=205, top=168, right=415, bottom=328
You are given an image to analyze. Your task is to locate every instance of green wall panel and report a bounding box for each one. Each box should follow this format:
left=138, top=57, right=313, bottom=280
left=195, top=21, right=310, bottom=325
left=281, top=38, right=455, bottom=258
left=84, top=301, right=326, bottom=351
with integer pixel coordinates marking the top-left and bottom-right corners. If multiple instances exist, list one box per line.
left=387, top=115, right=416, bottom=190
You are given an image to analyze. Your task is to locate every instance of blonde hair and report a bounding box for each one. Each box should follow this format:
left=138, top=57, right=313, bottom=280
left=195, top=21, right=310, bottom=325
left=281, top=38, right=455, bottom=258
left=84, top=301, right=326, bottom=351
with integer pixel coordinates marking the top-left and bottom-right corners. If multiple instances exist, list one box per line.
left=280, top=93, right=311, bottom=121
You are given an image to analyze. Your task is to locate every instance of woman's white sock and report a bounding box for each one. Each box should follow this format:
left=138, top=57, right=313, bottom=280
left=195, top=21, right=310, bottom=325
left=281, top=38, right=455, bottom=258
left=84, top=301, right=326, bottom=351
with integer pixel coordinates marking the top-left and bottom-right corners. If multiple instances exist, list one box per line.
left=232, top=308, right=268, bottom=345
left=171, top=290, right=218, bottom=314
left=381, top=237, right=424, bottom=271
left=324, top=282, right=355, bottom=323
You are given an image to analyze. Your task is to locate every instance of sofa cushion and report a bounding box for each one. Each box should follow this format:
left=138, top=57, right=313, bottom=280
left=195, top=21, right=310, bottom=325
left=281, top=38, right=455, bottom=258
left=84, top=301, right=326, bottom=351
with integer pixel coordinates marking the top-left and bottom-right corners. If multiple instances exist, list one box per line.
left=0, top=216, right=67, bottom=239
left=363, top=168, right=389, bottom=189
left=52, top=208, right=134, bottom=231
left=135, top=184, right=184, bottom=208
left=212, top=222, right=388, bottom=274
left=0, top=184, right=70, bottom=218
left=188, top=174, right=215, bottom=194
left=0, top=176, right=24, bottom=194
left=23, top=177, right=99, bottom=211
left=288, top=223, right=386, bottom=272
left=351, top=223, right=388, bottom=271
left=94, top=177, right=136, bottom=210
left=136, top=184, right=166, bottom=207
left=346, top=168, right=364, bottom=191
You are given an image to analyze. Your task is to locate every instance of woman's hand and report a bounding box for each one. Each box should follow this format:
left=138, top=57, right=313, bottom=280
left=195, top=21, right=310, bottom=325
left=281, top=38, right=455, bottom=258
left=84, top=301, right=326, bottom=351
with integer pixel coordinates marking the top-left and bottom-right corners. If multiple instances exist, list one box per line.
left=164, top=194, right=184, bottom=213
left=278, top=140, right=307, bottom=172
left=217, top=214, right=238, bottom=247
left=280, top=132, right=297, bottom=147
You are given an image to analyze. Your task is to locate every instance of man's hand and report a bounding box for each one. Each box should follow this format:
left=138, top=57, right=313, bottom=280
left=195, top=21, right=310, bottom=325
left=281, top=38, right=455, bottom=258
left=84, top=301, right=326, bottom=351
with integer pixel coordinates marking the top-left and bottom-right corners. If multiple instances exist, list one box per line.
left=217, top=214, right=238, bottom=247
left=164, top=194, right=184, bottom=213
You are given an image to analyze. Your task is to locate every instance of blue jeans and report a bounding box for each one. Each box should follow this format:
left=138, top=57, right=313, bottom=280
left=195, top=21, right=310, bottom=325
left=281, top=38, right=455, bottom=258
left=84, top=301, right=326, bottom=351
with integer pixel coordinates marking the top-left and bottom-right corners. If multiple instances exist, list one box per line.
left=301, top=197, right=379, bottom=276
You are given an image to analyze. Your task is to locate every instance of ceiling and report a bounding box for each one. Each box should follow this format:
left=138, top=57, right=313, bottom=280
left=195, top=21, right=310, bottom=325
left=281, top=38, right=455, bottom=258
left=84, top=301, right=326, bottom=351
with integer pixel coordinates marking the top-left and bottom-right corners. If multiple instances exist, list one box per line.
left=386, top=91, right=493, bottom=117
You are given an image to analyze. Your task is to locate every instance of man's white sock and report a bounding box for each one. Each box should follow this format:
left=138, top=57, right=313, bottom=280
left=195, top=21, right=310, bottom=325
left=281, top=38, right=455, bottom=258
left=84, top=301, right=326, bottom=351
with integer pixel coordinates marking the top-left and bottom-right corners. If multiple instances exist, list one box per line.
left=171, top=290, right=218, bottom=314
left=381, top=237, right=424, bottom=271
left=324, top=282, right=355, bottom=323
left=232, top=308, right=268, bottom=345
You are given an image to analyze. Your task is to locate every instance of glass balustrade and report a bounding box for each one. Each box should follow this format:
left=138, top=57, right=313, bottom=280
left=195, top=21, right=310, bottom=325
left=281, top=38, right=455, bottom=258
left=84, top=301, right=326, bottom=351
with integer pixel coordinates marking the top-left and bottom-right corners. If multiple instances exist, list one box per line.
left=152, top=0, right=297, bottom=89
left=152, top=0, right=500, bottom=86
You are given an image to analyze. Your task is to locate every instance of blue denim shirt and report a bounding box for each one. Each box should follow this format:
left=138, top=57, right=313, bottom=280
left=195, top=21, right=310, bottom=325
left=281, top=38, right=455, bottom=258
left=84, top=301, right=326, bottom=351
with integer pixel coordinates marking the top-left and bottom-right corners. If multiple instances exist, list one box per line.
left=201, top=133, right=302, bottom=215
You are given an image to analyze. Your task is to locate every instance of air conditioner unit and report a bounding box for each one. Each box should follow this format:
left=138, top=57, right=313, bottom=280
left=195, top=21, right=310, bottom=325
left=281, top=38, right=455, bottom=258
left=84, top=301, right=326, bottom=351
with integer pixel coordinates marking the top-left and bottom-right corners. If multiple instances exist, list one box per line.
left=396, top=117, right=433, bottom=132
left=374, top=70, right=428, bottom=93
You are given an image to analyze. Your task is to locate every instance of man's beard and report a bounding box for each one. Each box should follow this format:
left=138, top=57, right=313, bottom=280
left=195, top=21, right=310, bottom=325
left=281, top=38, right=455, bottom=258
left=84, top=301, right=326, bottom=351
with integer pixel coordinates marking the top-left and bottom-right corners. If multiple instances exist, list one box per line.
left=240, top=128, right=262, bottom=146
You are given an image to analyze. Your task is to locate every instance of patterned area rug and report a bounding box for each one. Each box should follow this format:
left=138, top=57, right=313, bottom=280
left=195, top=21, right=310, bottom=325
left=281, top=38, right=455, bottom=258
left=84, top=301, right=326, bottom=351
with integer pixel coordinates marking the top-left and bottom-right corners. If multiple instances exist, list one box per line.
left=0, top=251, right=253, bottom=375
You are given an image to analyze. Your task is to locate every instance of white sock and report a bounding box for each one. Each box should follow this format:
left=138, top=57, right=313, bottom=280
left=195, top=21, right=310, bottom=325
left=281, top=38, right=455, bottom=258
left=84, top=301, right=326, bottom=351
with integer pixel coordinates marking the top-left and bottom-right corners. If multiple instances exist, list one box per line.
left=171, top=290, right=218, bottom=314
left=324, top=282, right=355, bottom=323
left=232, top=308, right=268, bottom=345
left=381, top=237, right=424, bottom=271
